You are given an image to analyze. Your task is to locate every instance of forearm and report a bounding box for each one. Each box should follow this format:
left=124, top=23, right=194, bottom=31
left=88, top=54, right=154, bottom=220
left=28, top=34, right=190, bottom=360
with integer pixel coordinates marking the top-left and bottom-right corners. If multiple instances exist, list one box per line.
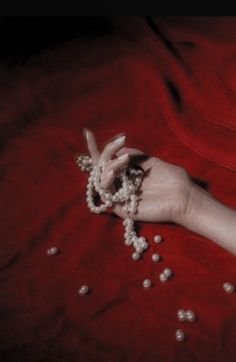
left=181, top=184, right=236, bottom=255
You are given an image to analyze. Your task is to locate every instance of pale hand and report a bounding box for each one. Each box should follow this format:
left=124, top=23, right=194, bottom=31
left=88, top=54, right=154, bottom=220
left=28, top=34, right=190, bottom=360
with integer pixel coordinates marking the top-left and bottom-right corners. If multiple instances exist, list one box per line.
left=84, top=129, right=195, bottom=225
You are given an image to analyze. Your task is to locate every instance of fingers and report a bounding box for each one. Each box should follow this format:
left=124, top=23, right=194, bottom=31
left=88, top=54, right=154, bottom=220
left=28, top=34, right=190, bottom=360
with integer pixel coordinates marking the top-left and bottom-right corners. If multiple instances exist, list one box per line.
left=98, top=135, right=126, bottom=165
left=83, top=128, right=100, bottom=165
left=116, top=147, right=152, bottom=172
left=116, top=147, right=145, bottom=157
left=101, top=170, right=116, bottom=189
left=101, top=153, right=129, bottom=189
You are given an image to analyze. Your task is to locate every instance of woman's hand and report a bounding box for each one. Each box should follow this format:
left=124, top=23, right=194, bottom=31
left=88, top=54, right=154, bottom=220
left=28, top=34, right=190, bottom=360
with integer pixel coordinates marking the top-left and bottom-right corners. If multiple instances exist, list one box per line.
left=84, top=129, right=236, bottom=255
left=84, top=128, right=195, bottom=225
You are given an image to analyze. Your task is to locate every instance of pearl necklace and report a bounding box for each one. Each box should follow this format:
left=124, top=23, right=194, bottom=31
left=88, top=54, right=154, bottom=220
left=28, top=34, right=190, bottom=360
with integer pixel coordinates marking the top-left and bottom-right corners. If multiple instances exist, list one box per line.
left=77, top=155, right=149, bottom=258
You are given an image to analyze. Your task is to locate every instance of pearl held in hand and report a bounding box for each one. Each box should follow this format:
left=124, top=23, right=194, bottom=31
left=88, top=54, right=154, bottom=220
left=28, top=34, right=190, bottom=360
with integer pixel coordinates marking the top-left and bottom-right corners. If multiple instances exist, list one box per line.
left=78, top=285, right=90, bottom=295
left=223, top=282, right=235, bottom=293
left=143, top=279, right=152, bottom=289
left=83, top=161, right=146, bottom=256
left=177, top=309, right=187, bottom=322
left=175, top=329, right=185, bottom=342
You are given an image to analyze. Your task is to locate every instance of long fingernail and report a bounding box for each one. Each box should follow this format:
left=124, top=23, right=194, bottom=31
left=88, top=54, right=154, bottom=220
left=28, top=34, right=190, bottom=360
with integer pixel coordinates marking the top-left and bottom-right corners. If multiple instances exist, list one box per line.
left=118, top=153, right=129, bottom=160
left=114, top=135, right=126, bottom=144
left=83, top=128, right=90, bottom=141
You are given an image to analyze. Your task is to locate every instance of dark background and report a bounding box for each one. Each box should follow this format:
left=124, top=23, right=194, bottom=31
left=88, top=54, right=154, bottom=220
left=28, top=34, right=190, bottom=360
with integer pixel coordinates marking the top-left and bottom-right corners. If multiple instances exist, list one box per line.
left=0, top=17, right=114, bottom=65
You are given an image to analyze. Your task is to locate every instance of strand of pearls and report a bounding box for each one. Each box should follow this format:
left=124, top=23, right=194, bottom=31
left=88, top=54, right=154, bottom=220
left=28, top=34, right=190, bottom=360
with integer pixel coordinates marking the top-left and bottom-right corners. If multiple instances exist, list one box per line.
left=85, top=161, right=149, bottom=257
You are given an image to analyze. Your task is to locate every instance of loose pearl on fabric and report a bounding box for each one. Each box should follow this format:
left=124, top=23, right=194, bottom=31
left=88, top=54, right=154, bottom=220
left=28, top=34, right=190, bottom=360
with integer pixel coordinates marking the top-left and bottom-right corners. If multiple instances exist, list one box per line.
left=143, top=279, right=152, bottom=289
left=152, top=253, right=160, bottom=262
left=177, top=309, right=187, bottom=322
left=163, top=268, right=172, bottom=278
left=186, top=310, right=196, bottom=322
left=154, top=235, right=162, bottom=243
left=78, top=285, right=90, bottom=296
left=223, top=282, right=235, bottom=293
left=46, top=247, right=59, bottom=256
left=175, top=329, right=185, bottom=342
left=159, top=273, right=168, bottom=283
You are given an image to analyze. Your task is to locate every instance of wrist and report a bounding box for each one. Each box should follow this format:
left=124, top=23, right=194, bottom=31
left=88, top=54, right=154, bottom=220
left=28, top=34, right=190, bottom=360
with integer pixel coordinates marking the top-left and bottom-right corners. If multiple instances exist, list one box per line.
left=176, top=182, right=210, bottom=228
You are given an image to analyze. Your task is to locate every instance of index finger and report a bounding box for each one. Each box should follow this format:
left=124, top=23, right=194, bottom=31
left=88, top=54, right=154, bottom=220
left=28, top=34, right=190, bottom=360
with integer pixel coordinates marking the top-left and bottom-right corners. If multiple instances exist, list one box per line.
left=83, top=128, right=100, bottom=165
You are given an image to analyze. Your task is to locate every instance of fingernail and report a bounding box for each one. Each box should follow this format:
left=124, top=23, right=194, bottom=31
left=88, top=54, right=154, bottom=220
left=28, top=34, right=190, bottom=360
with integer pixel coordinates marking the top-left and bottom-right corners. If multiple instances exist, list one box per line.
left=114, top=135, right=126, bottom=144
left=83, top=128, right=90, bottom=141
left=111, top=132, right=125, bottom=141
left=118, top=153, right=129, bottom=161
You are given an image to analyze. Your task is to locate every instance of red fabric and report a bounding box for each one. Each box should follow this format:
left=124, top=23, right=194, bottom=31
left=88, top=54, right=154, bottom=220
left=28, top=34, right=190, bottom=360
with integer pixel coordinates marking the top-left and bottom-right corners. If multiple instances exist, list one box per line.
left=0, top=16, right=236, bottom=362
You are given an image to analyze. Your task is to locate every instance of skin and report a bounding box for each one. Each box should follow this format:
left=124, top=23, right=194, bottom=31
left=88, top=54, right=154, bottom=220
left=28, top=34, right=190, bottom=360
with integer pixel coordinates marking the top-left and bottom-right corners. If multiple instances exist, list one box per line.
left=84, top=128, right=236, bottom=256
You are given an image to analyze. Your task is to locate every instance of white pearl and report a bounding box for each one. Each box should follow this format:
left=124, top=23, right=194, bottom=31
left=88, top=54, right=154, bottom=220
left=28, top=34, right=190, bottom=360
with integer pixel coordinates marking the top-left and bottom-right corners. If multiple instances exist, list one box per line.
left=139, top=236, right=146, bottom=243
left=99, top=190, right=105, bottom=197
left=124, top=239, right=133, bottom=246
left=100, top=205, right=107, bottom=212
left=124, top=232, right=130, bottom=239
left=186, top=310, right=196, bottom=322
left=78, top=285, right=90, bottom=296
left=46, top=247, right=59, bottom=256
left=154, top=235, right=162, bottom=243
left=175, top=329, right=185, bottom=342
left=159, top=273, right=168, bottom=283
left=112, top=194, right=119, bottom=202
left=132, top=252, right=141, bottom=261
left=152, top=253, right=160, bottom=262
left=123, top=205, right=129, bottom=213
left=223, top=282, right=235, bottom=293
left=135, top=246, right=143, bottom=254
left=143, top=279, right=152, bottom=289
left=177, top=309, right=187, bottom=322
left=125, top=225, right=133, bottom=233
left=163, top=268, right=172, bottom=278
left=123, top=218, right=133, bottom=226
left=128, top=185, right=135, bottom=193
left=141, top=242, right=148, bottom=250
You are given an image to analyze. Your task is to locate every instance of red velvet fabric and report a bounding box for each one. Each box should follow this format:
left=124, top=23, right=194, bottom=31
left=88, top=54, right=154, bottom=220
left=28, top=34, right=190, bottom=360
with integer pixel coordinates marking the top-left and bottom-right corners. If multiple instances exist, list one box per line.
left=0, top=17, right=236, bottom=362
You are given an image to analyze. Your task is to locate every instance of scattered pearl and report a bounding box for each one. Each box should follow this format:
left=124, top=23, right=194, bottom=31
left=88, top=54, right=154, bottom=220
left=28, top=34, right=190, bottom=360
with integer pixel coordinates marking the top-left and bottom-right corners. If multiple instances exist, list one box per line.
left=163, top=268, right=172, bottom=278
left=159, top=273, right=168, bottom=283
left=132, top=252, right=141, bottom=261
left=143, top=279, right=152, bottom=289
left=175, top=329, right=185, bottom=342
left=177, top=309, right=187, bottom=322
left=154, top=235, right=162, bottom=243
left=46, top=247, right=59, bottom=256
left=152, top=253, right=161, bottom=262
left=223, top=282, right=235, bottom=294
left=186, top=310, right=196, bottom=322
left=78, top=285, right=90, bottom=296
